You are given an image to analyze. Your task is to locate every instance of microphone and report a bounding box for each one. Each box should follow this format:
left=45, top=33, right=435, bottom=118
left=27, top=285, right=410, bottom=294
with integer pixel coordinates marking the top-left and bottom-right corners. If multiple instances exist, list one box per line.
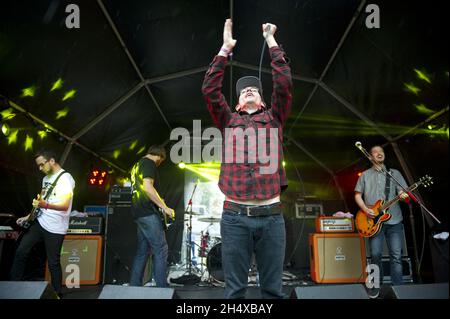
left=355, top=141, right=362, bottom=149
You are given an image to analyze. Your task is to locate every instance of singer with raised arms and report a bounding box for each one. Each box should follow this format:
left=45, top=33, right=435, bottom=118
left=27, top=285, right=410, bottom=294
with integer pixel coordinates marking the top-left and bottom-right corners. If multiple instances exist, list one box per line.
left=202, top=19, right=292, bottom=298
left=354, top=144, right=409, bottom=298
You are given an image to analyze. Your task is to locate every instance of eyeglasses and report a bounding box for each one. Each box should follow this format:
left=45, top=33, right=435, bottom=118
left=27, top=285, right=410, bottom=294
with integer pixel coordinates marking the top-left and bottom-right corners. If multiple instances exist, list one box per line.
left=240, top=88, right=259, bottom=95
left=37, top=160, right=48, bottom=168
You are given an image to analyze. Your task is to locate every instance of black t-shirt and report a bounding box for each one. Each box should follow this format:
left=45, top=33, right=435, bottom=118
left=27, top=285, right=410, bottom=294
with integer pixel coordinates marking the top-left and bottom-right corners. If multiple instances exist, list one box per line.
left=131, top=157, right=160, bottom=219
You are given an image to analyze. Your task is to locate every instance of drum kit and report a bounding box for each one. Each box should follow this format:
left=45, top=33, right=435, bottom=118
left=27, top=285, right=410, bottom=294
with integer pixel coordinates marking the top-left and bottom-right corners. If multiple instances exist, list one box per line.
left=180, top=211, right=224, bottom=285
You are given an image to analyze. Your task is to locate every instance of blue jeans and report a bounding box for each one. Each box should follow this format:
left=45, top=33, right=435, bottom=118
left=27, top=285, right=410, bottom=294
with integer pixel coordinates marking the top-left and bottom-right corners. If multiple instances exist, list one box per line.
left=369, top=223, right=404, bottom=285
left=220, top=210, right=286, bottom=299
left=129, top=214, right=168, bottom=287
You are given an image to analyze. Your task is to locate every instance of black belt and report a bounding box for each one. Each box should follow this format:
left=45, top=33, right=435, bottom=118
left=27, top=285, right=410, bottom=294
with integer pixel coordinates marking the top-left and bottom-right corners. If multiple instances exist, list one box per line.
left=223, top=201, right=283, bottom=217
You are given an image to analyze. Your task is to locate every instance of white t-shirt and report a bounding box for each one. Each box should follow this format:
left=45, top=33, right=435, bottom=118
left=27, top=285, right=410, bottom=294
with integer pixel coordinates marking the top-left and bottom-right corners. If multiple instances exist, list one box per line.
left=37, top=169, right=75, bottom=234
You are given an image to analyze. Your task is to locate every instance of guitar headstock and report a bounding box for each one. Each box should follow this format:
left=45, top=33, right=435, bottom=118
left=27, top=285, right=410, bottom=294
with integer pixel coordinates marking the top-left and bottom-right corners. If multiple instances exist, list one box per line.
left=419, top=175, right=433, bottom=188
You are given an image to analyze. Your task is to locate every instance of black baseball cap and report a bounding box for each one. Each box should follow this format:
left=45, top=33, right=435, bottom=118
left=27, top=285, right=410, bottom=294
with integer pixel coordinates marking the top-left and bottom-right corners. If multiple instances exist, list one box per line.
left=236, top=76, right=262, bottom=97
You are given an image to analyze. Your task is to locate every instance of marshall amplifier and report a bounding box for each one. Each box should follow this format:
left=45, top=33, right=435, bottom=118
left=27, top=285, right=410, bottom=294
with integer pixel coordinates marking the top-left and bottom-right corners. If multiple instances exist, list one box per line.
left=108, top=186, right=132, bottom=204
left=67, top=217, right=103, bottom=235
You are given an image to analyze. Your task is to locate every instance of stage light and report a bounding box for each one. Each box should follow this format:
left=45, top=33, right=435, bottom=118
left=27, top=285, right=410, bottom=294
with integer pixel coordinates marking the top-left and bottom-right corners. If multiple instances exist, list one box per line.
left=62, top=89, right=76, bottom=101
left=129, top=140, right=138, bottom=150
left=282, top=160, right=286, bottom=167
left=358, top=172, right=362, bottom=177
left=37, top=130, right=47, bottom=139
left=178, top=162, right=186, bottom=169
left=56, top=107, right=69, bottom=119
left=24, top=134, right=33, bottom=151
left=1, top=108, right=16, bottom=120
left=50, top=78, right=64, bottom=91
left=113, top=149, right=121, bottom=159
left=87, top=168, right=108, bottom=187
left=403, top=82, right=421, bottom=95
left=414, top=69, right=431, bottom=84
left=21, top=85, right=36, bottom=98
left=1, top=122, right=10, bottom=136
left=137, top=146, right=146, bottom=155
left=7, top=129, right=18, bottom=145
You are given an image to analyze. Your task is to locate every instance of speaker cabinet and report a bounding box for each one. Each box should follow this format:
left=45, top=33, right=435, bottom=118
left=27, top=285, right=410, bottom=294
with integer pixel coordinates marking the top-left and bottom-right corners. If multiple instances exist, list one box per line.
left=309, top=233, right=367, bottom=283
left=0, top=281, right=58, bottom=299
left=45, top=235, right=103, bottom=285
left=103, top=205, right=136, bottom=284
left=290, top=284, right=369, bottom=299
left=98, top=285, right=177, bottom=299
left=285, top=217, right=316, bottom=270
left=389, top=283, right=448, bottom=299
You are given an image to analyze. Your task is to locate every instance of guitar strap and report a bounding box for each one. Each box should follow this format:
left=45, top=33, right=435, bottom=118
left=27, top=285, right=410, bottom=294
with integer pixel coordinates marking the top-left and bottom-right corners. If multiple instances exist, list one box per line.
left=384, top=168, right=391, bottom=201
left=35, top=170, right=68, bottom=218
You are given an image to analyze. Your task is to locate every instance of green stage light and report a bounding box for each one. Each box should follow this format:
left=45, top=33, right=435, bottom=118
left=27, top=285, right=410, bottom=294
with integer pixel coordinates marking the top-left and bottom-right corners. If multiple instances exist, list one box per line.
left=178, top=162, right=186, bottom=169
left=37, top=130, right=47, bottom=139
left=1, top=122, right=10, bottom=136
left=1, top=108, right=16, bottom=120
left=62, top=89, right=76, bottom=101
left=21, top=86, right=36, bottom=98
left=415, top=103, right=434, bottom=115
left=24, top=134, right=33, bottom=151
left=414, top=69, right=431, bottom=84
left=7, top=129, right=18, bottom=144
left=113, top=149, right=121, bottom=159
left=403, top=82, right=421, bottom=95
left=137, top=146, right=146, bottom=155
left=129, top=140, right=138, bottom=150
left=50, top=78, right=64, bottom=91
left=56, top=107, right=69, bottom=119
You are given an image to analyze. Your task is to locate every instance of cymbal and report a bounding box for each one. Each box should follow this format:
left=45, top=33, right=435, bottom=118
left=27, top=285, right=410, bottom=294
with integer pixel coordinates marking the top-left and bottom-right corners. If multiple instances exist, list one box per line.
left=198, top=216, right=221, bottom=223
left=185, top=211, right=202, bottom=215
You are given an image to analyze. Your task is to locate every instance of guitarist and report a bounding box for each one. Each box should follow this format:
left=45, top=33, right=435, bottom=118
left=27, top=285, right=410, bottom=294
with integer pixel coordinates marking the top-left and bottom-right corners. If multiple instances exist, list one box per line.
left=10, top=149, right=75, bottom=298
left=354, top=145, right=409, bottom=298
left=129, top=145, right=174, bottom=287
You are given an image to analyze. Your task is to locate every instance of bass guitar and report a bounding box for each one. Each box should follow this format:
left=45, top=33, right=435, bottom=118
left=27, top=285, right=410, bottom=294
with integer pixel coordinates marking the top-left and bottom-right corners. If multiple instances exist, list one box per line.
left=355, top=175, right=433, bottom=237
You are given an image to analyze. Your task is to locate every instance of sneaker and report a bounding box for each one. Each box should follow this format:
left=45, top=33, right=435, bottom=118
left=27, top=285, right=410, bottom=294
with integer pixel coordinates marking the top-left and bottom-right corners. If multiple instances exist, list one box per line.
left=367, top=287, right=380, bottom=299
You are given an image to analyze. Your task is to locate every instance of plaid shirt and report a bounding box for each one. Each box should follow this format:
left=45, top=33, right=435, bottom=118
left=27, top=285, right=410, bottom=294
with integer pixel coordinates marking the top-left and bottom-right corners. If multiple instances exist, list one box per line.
left=202, top=46, right=292, bottom=200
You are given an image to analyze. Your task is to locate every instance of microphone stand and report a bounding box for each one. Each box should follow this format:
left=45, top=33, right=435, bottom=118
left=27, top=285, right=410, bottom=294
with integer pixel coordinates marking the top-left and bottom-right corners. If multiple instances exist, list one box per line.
left=356, top=143, right=441, bottom=283
left=183, top=179, right=200, bottom=277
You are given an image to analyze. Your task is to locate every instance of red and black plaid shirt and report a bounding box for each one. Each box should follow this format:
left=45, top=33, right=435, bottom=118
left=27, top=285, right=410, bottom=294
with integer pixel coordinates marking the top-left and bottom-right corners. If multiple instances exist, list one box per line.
left=202, top=46, right=292, bottom=200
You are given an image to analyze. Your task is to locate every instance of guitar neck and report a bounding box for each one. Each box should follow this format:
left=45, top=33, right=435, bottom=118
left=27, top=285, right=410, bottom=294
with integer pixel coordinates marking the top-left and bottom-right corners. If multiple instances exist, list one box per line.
left=380, top=183, right=419, bottom=211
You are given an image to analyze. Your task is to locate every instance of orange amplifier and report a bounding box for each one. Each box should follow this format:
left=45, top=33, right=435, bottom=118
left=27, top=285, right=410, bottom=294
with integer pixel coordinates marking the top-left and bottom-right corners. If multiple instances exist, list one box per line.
left=315, top=216, right=354, bottom=233
left=45, top=235, right=102, bottom=285
left=309, top=233, right=367, bottom=283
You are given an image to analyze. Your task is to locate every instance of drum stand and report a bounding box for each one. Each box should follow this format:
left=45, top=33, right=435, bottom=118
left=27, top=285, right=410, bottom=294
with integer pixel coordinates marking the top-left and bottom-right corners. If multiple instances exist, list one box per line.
left=176, top=180, right=202, bottom=283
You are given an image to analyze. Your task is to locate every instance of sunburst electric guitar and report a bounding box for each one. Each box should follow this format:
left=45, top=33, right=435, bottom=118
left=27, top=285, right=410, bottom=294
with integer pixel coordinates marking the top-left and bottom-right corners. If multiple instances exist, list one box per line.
left=355, top=175, right=433, bottom=237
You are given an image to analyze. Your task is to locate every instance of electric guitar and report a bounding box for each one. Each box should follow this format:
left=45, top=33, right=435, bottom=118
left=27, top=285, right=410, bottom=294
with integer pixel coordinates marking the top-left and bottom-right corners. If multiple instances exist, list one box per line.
left=22, top=192, right=47, bottom=229
left=355, top=175, right=433, bottom=237
left=155, top=200, right=174, bottom=231
left=16, top=192, right=44, bottom=242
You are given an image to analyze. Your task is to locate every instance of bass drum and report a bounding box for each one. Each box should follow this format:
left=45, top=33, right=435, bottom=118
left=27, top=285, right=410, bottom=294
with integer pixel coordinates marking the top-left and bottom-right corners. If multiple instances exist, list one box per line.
left=206, top=242, right=224, bottom=283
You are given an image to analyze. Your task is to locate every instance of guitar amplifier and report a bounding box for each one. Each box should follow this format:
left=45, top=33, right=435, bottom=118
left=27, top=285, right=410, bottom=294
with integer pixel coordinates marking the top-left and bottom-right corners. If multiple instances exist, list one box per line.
left=45, top=235, right=103, bottom=285
left=309, top=233, right=367, bottom=283
left=315, top=217, right=355, bottom=233
left=67, top=217, right=103, bottom=235
left=109, top=186, right=132, bottom=204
